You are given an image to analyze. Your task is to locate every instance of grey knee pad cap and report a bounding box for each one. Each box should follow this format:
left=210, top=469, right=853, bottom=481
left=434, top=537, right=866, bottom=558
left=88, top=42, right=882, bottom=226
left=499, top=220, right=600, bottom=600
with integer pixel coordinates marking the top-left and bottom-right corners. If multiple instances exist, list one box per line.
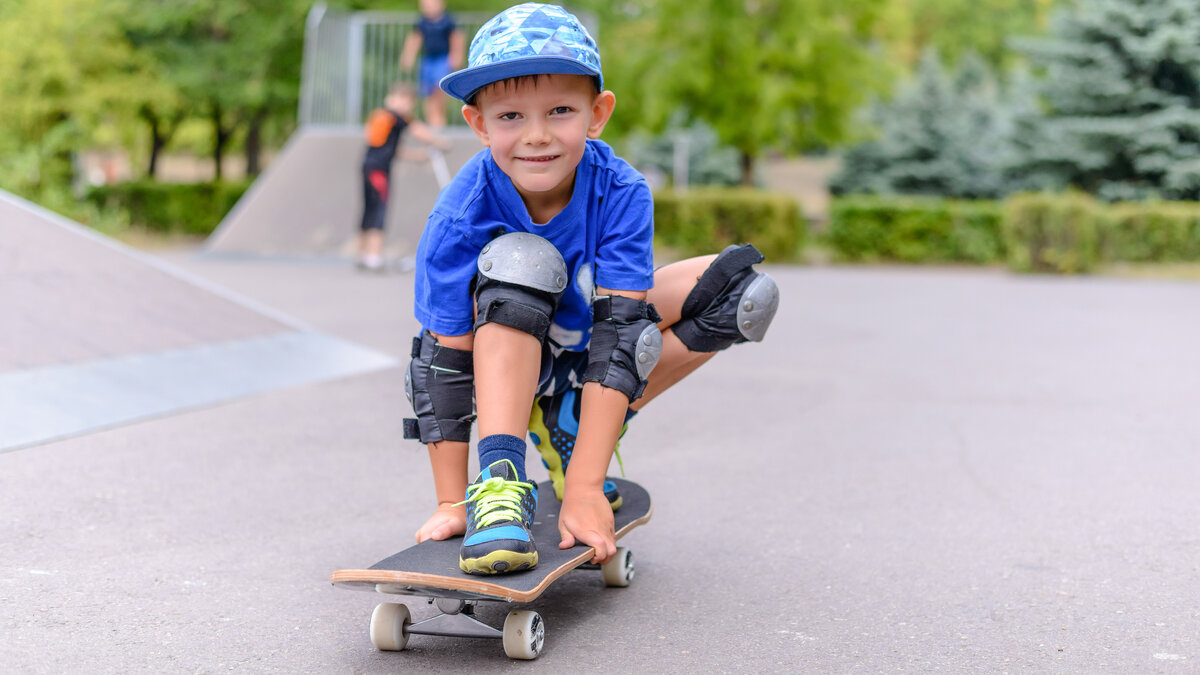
left=474, top=232, right=568, bottom=342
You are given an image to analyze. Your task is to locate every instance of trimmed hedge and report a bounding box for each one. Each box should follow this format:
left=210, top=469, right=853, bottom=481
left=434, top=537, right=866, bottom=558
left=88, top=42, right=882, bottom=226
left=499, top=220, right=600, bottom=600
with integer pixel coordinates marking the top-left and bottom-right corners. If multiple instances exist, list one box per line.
left=1003, top=191, right=1101, bottom=273
left=85, top=180, right=252, bottom=235
left=830, top=192, right=1200, bottom=273
left=828, top=196, right=1005, bottom=264
left=1104, top=200, right=1200, bottom=262
left=1005, top=192, right=1200, bottom=273
left=654, top=188, right=805, bottom=261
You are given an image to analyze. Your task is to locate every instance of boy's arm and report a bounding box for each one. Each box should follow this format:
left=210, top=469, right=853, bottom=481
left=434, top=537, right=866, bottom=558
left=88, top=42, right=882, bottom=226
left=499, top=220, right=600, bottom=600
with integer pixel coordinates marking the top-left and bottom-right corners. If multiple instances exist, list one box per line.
left=400, top=30, right=423, bottom=72
left=558, top=287, right=648, bottom=564
left=449, top=28, right=465, bottom=70
left=406, top=119, right=453, bottom=150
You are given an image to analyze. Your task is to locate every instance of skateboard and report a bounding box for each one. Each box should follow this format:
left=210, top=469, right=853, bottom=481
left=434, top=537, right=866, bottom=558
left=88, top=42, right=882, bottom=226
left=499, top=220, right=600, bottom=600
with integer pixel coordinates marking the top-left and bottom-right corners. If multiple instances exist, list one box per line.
left=331, top=477, right=652, bottom=660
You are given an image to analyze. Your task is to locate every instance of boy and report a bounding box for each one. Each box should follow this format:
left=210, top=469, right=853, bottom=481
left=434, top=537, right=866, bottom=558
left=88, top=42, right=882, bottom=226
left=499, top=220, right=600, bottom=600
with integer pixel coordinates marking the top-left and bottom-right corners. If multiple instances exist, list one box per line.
left=399, top=0, right=464, bottom=128
left=404, top=3, right=779, bottom=574
left=358, top=82, right=450, bottom=271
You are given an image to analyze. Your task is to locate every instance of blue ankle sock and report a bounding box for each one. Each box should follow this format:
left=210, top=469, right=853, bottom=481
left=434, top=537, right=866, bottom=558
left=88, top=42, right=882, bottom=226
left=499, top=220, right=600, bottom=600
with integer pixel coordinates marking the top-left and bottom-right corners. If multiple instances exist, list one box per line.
left=478, top=434, right=527, bottom=482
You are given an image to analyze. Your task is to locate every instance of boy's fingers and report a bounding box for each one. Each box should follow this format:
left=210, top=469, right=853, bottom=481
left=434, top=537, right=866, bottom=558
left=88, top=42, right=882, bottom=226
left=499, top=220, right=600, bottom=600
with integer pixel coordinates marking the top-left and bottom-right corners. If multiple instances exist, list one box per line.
left=558, top=523, right=576, bottom=550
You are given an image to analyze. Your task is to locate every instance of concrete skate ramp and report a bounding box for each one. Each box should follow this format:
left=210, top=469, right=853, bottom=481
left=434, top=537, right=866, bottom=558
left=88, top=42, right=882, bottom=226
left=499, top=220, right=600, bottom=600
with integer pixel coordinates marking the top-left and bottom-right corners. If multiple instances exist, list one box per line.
left=205, top=126, right=481, bottom=259
left=0, top=190, right=397, bottom=452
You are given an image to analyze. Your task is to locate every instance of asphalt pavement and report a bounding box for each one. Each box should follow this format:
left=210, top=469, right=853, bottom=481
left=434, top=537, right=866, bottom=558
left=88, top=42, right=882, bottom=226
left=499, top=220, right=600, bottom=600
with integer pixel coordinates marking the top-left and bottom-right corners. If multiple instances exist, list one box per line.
left=4, top=252, right=1199, bottom=672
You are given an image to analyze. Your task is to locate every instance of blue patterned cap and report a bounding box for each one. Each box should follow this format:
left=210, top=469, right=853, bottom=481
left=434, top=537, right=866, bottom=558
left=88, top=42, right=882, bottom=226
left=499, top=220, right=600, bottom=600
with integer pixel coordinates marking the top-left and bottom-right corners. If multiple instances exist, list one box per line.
left=440, top=3, right=602, bottom=102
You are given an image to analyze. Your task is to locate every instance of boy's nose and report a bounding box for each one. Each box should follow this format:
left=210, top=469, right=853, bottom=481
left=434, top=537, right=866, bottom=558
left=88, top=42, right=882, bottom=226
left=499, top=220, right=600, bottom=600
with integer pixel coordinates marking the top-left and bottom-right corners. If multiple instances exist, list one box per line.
left=523, top=119, right=551, bottom=145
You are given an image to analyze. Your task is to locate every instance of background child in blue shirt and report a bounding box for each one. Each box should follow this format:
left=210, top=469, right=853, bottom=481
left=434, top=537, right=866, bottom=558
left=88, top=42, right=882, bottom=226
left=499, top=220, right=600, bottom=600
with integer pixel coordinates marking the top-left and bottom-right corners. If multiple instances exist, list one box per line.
left=403, top=3, right=780, bottom=575
left=400, top=0, right=464, bottom=128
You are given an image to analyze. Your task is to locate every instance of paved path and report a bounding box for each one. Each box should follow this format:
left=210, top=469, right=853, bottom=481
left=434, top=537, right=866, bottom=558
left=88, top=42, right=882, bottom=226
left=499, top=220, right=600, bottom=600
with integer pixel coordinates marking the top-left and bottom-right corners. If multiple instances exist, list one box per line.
left=4, top=253, right=1199, bottom=672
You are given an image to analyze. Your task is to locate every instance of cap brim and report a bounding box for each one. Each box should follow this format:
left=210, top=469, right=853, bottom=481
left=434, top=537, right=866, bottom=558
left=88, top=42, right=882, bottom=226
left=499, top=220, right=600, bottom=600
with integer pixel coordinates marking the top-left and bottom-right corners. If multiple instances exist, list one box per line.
left=440, top=55, right=602, bottom=102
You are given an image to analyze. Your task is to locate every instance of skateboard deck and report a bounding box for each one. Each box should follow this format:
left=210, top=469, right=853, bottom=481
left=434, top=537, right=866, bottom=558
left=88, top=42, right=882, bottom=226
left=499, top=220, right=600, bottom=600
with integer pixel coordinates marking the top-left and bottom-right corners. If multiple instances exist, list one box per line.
left=331, top=477, right=651, bottom=659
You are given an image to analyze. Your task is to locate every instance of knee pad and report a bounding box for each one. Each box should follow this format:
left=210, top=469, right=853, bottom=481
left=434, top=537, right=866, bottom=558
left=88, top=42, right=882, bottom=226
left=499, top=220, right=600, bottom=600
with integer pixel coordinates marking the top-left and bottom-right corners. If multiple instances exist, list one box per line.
left=673, top=244, right=780, bottom=352
left=473, top=232, right=568, bottom=343
left=583, top=295, right=663, bottom=401
left=403, top=331, right=475, bottom=444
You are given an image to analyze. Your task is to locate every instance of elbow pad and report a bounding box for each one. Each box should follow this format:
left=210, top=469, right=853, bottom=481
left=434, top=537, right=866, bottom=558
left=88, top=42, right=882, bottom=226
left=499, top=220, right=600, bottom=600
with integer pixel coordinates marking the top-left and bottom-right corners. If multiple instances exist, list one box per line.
left=403, top=331, right=475, bottom=444
left=583, top=295, right=663, bottom=402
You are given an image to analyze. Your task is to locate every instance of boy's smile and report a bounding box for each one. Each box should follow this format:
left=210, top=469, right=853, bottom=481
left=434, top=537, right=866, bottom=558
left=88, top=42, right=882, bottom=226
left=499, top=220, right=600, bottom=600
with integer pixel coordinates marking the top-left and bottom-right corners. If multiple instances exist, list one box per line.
left=463, top=74, right=615, bottom=223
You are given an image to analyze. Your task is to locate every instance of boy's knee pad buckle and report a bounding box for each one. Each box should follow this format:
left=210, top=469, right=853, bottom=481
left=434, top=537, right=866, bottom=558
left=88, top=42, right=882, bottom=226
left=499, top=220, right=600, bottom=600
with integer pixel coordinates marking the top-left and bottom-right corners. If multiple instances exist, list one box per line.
left=403, top=331, right=476, bottom=444
left=674, top=244, right=779, bottom=352
left=583, top=295, right=663, bottom=401
left=474, top=232, right=568, bottom=342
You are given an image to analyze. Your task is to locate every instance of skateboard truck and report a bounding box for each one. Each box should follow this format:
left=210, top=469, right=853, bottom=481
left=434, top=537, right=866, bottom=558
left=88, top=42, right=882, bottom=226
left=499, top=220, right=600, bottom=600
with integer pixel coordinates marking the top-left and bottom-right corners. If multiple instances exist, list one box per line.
left=406, top=598, right=501, bottom=640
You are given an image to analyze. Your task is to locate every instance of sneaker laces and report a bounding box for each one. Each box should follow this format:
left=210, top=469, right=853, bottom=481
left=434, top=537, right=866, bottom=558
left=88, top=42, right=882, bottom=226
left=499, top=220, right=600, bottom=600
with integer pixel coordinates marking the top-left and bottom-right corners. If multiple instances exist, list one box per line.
left=612, top=424, right=626, bottom=477
left=456, top=476, right=534, bottom=528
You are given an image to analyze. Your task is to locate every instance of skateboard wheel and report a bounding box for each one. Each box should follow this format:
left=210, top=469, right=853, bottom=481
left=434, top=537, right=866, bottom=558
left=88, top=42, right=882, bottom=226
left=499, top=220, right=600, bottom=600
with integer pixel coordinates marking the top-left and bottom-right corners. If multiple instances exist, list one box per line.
left=602, top=546, right=634, bottom=587
left=502, top=610, right=544, bottom=660
left=370, top=602, right=410, bottom=651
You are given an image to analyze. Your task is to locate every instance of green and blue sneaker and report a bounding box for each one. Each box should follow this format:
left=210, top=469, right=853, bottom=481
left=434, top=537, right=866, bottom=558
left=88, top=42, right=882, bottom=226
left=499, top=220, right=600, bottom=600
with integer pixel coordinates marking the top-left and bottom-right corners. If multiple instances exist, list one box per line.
left=458, top=459, right=539, bottom=575
left=528, top=388, right=625, bottom=511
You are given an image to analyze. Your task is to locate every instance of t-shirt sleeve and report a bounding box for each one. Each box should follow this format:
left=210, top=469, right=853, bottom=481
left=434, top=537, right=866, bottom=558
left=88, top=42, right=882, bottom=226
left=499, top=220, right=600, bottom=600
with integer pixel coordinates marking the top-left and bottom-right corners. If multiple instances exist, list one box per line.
left=594, top=180, right=655, bottom=292
left=413, top=216, right=481, bottom=336
left=364, top=109, right=393, bottom=147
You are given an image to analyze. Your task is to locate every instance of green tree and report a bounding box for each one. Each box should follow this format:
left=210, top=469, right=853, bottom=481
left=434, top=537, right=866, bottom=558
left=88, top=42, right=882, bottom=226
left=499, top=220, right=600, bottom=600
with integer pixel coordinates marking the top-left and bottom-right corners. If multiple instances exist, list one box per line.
left=122, top=0, right=309, bottom=180
left=602, top=0, right=891, bottom=185
left=1013, top=0, right=1200, bottom=200
left=0, top=0, right=161, bottom=200
left=877, top=0, right=1057, bottom=71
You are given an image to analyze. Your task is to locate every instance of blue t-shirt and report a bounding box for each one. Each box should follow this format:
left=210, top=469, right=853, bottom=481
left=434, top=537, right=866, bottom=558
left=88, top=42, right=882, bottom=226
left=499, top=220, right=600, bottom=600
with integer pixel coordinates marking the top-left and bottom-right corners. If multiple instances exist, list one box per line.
left=413, top=140, right=655, bottom=351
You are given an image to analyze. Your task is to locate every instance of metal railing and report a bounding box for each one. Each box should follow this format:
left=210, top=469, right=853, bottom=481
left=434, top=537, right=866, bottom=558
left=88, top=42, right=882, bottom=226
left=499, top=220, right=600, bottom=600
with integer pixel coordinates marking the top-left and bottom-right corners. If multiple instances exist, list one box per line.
left=299, top=4, right=491, bottom=127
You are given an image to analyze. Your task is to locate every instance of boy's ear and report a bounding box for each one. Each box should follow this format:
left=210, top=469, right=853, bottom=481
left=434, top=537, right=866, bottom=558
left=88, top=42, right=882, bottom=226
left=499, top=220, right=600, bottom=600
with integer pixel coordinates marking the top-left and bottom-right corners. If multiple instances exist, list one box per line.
left=461, top=104, right=490, bottom=146
left=587, top=90, right=616, bottom=140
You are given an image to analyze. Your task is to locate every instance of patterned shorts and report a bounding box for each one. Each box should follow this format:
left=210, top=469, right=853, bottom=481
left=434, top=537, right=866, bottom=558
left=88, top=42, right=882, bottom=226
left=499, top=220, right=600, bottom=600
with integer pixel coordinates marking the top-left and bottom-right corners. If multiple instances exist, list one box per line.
left=535, top=343, right=589, bottom=398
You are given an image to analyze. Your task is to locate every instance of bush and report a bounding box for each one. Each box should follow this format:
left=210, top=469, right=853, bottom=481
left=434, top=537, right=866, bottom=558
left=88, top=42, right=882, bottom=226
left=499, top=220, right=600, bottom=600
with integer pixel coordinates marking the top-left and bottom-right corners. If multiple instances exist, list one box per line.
left=654, top=188, right=805, bottom=261
left=1003, top=191, right=1101, bottom=273
left=828, top=196, right=1005, bottom=263
left=1103, top=201, right=1200, bottom=263
left=85, top=180, right=251, bottom=236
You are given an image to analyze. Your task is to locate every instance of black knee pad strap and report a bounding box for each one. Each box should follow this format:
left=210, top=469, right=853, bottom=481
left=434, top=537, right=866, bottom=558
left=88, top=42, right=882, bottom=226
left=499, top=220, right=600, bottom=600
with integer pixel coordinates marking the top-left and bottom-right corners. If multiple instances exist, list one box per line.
left=474, top=280, right=557, bottom=342
left=403, top=331, right=476, bottom=444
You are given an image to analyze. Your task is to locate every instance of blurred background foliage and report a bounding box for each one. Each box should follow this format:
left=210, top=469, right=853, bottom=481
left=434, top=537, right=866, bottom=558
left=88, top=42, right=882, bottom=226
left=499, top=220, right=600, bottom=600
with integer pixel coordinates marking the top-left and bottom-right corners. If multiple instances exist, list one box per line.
left=6, top=0, right=1200, bottom=273
left=0, top=0, right=1056, bottom=203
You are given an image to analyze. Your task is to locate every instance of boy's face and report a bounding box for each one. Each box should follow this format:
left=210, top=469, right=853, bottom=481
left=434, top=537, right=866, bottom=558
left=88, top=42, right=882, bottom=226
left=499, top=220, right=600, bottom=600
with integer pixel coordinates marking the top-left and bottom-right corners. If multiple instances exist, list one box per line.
left=463, top=74, right=615, bottom=214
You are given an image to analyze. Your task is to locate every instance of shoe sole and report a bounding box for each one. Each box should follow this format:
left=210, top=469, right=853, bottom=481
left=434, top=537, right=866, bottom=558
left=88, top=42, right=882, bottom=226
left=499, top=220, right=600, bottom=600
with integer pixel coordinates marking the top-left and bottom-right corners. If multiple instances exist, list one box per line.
left=459, top=550, right=539, bottom=575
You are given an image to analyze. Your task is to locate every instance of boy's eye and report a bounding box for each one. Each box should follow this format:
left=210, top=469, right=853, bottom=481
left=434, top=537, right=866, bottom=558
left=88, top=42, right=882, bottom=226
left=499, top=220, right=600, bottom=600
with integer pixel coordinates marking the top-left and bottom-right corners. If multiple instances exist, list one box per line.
left=498, top=112, right=520, bottom=121
left=551, top=106, right=573, bottom=115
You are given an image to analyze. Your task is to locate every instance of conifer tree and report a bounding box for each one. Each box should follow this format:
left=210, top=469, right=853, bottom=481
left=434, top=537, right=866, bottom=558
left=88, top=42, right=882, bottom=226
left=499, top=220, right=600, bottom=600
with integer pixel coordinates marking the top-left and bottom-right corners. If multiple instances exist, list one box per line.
left=1013, top=0, right=1200, bottom=200
left=831, top=49, right=1020, bottom=198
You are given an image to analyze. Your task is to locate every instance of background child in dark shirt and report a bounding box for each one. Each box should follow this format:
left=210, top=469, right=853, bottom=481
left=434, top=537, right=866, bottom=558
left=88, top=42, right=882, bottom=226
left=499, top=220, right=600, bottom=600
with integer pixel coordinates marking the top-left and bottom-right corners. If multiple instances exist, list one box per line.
left=358, top=82, right=450, bottom=271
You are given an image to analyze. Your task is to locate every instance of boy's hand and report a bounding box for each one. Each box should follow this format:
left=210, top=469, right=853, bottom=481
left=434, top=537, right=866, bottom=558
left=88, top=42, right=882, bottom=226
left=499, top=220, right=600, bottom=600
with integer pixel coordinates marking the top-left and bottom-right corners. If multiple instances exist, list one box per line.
left=414, top=503, right=466, bottom=543
left=558, top=486, right=616, bottom=564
